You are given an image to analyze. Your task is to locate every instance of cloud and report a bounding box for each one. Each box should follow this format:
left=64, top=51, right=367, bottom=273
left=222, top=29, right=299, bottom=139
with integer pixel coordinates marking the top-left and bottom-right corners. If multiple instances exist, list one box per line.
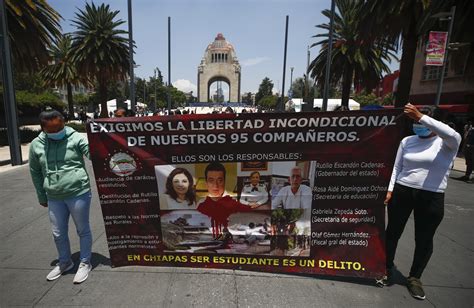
left=173, top=79, right=197, bottom=94
left=241, top=56, right=270, bottom=67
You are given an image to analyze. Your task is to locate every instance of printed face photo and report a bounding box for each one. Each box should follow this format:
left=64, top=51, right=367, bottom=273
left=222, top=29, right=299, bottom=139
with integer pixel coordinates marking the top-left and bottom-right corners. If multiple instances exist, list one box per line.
left=155, top=165, right=198, bottom=210
left=172, top=173, right=190, bottom=196
left=250, top=172, right=260, bottom=186
left=206, top=170, right=225, bottom=198
left=155, top=163, right=238, bottom=209
left=289, top=167, right=303, bottom=188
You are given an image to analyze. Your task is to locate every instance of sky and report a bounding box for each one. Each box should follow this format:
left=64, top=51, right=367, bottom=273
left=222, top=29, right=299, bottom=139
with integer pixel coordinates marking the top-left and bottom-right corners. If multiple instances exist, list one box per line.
left=49, top=0, right=400, bottom=99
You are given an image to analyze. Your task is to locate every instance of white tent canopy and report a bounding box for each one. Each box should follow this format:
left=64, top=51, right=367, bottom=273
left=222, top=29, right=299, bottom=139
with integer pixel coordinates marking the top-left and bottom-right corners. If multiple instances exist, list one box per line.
left=286, top=98, right=360, bottom=112
left=285, top=98, right=304, bottom=112
left=124, top=99, right=146, bottom=108
left=313, top=99, right=360, bottom=110
left=99, top=99, right=146, bottom=113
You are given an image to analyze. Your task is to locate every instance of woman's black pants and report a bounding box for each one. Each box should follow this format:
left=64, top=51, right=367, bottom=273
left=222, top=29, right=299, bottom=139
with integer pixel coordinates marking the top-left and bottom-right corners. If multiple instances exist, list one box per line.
left=386, top=183, right=444, bottom=279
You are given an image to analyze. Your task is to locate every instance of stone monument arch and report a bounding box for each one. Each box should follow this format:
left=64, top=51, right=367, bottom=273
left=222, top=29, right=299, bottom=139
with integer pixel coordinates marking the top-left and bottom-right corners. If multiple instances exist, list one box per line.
left=197, top=33, right=241, bottom=102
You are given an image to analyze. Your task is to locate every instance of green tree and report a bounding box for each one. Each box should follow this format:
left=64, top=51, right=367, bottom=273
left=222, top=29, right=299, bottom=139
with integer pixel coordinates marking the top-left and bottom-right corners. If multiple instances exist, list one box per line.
left=0, top=72, right=64, bottom=116
left=73, top=93, right=90, bottom=107
left=6, top=0, right=62, bottom=72
left=13, top=71, right=44, bottom=93
left=255, top=77, right=274, bottom=104
left=156, top=100, right=166, bottom=109
left=41, top=35, right=85, bottom=118
left=242, top=92, right=253, bottom=104
left=117, top=69, right=188, bottom=110
left=155, top=68, right=164, bottom=85
left=135, top=77, right=147, bottom=105
left=13, top=90, right=64, bottom=115
left=290, top=77, right=306, bottom=98
left=143, top=72, right=165, bottom=109
left=309, top=0, right=397, bottom=107
left=290, top=77, right=319, bottom=102
left=258, top=95, right=278, bottom=109
left=352, top=92, right=380, bottom=107
left=169, top=86, right=187, bottom=108
left=70, top=3, right=130, bottom=117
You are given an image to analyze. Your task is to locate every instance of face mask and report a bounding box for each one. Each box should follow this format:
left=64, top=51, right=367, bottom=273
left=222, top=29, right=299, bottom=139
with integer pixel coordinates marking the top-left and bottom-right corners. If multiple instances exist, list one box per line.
left=47, top=128, right=66, bottom=140
left=413, top=124, right=432, bottom=137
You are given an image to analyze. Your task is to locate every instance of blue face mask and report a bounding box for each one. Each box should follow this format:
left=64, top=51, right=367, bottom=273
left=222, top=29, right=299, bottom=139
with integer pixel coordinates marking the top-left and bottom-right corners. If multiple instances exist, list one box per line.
left=413, top=124, right=432, bottom=137
left=47, top=128, right=66, bottom=140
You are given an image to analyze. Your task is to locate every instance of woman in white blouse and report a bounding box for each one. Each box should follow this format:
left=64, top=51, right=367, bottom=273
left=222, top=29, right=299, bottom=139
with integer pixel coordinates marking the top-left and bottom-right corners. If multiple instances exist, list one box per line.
left=381, top=104, right=461, bottom=300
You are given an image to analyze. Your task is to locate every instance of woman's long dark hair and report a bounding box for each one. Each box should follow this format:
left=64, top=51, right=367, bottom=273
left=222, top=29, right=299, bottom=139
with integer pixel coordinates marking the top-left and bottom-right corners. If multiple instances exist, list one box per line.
left=165, top=168, right=196, bottom=205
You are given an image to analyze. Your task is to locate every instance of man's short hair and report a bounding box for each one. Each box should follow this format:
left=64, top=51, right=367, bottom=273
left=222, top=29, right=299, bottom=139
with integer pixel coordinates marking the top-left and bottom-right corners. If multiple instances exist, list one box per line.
left=205, top=162, right=226, bottom=180
left=39, top=109, right=64, bottom=128
left=250, top=171, right=260, bottom=178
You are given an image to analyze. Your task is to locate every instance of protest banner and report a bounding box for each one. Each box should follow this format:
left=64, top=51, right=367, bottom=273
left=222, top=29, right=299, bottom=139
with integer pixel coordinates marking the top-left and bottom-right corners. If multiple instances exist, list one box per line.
left=426, top=31, right=448, bottom=66
left=86, top=109, right=406, bottom=279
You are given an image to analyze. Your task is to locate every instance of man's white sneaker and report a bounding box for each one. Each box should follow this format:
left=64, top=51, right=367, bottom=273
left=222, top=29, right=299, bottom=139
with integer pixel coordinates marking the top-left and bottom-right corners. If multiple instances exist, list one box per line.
left=73, top=262, right=92, bottom=284
left=46, top=261, right=74, bottom=281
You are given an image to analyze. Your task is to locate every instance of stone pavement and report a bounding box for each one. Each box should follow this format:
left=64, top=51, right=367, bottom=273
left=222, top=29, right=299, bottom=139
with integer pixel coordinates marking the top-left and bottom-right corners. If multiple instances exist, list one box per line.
left=0, top=159, right=473, bottom=307
left=0, top=144, right=30, bottom=172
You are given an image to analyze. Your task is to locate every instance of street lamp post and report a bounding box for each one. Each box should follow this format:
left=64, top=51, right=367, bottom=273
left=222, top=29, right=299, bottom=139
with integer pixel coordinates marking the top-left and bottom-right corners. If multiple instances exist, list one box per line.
left=434, top=6, right=456, bottom=107
left=154, top=68, right=157, bottom=111
left=305, top=45, right=310, bottom=102
left=279, top=15, right=289, bottom=111
left=322, top=0, right=336, bottom=111
left=290, top=67, right=294, bottom=94
left=127, top=0, right=135, bottom=111
left=167, top=16, right=171, bottom=113
left=0, top=0, right=22, bottom=165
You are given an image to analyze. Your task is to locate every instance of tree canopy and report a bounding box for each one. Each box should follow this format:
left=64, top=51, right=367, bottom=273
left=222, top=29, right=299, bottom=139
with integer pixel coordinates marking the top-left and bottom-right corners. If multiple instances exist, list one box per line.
left=309, top=0, right=397, bottom=107
left=41, top=35, right=86, bottom=117
left=6, top=0, right=62, bottom=72
left=70, top=2, right=130, bottom=117
left=255, top=77, right=274, bottom=104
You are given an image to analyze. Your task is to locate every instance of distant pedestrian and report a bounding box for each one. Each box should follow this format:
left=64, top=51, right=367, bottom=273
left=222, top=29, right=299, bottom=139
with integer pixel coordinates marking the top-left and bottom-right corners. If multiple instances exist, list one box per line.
left=458, top=124, right=474, bottom=182
left=114, top=108, right=126, bottom=117
left=126, top=109, right=136, bottom=117
left=29, top=110, right=94, bottom=284
left=381, top=104, right=461, bottom=300
left=463, top=120, right=472, bottom=137
left=79, top=110, right=87, bottom=124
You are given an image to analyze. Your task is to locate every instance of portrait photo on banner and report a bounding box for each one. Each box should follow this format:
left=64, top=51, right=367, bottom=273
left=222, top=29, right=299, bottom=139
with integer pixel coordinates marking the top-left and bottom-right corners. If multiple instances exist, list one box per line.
left=154, top=161, right=316, bottom=257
